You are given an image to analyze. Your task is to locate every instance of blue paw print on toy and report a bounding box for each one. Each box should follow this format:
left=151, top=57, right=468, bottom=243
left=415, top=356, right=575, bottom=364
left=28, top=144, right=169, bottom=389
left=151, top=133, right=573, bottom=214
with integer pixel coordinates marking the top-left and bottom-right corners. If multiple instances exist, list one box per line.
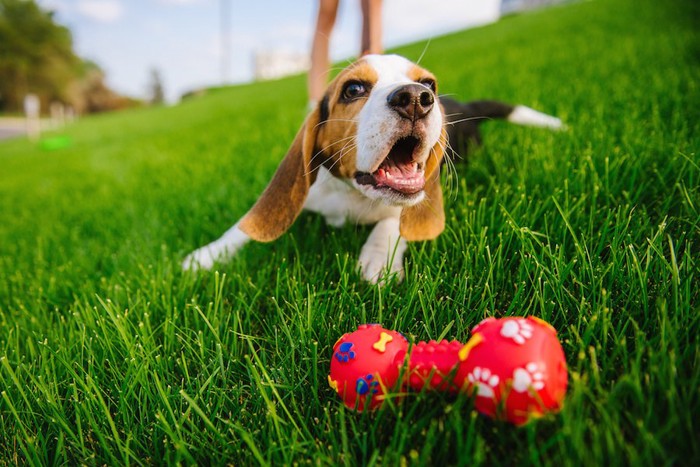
left=356, top=374, right=379, bottom=396
left=334, top=342, right=356, bottom=363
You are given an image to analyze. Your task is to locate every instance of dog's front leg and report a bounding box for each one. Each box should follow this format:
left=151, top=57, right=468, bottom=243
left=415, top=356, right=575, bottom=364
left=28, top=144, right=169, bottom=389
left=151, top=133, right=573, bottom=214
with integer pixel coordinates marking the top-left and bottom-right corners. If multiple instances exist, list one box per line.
left=182, top=222, right=250, bottom=270
left=358, top=217, right=407, bottom=283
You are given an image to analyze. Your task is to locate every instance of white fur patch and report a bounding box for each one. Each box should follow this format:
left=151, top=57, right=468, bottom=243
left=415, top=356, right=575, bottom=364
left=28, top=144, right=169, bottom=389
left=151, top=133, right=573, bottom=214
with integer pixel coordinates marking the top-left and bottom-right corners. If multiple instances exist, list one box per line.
left=508, top=105, right=565, bottom=130
left=363, top=54, right=415, bottom=88
left=305, top=167, right=402, bottom=226
left=357, top=217, right=407, bottom=283
left=182, top=223, right=250, bottom=270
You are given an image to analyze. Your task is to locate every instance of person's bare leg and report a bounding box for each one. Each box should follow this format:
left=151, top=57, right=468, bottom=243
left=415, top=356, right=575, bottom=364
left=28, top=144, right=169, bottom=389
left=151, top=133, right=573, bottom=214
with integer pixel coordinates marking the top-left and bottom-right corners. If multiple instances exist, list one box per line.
left=360, top=0, right=383, bottom=56
left=309, top=0, right=340, bottom=106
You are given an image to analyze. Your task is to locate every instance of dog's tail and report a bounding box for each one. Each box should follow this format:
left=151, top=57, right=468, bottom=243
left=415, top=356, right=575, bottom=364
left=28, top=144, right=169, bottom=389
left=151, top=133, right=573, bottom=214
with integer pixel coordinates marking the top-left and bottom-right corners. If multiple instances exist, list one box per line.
left=442, top=99, right=564, bottom=130
left=440, top=98, right=564, bottom=158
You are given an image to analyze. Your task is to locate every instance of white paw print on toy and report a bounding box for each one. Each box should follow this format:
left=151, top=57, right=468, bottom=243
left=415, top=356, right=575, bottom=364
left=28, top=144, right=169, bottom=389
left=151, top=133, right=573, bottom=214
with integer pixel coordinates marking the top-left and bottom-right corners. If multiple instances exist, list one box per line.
left=500, top=319, right=534, bottom=345
left=512, top=362, right=546, bottom=393
left=467, top=366, right=500, bottom=398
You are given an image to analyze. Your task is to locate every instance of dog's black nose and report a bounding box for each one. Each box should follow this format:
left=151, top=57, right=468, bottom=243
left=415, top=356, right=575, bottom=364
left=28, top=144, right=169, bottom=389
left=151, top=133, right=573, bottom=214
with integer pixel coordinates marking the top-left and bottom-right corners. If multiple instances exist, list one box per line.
left=387, top=83, right=435, bottom=121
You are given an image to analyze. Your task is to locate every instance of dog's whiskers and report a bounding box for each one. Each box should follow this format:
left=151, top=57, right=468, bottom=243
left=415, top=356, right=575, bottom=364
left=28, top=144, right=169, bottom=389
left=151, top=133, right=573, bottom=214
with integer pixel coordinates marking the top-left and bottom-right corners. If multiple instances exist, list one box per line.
left=324, top=139, right=358, bottom=174
left=445, top=115, right=492, bottom=125
left=308, top=134, right=355, bottom=162
left=306, top=134, right=359, bottom=177
left=304, top=134, right=357, bottom=177
left=432, top=136, right=460, bottom=201
left=312, top=117, right=359, bottom=131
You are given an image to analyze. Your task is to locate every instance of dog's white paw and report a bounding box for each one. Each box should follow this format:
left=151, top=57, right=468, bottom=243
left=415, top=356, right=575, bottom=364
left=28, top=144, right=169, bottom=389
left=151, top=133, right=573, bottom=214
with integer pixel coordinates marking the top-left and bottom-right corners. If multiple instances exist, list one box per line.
left=357, top=218, right=407, bottom=284
left=182, top=247, right=216, bottom=271
left=358, top=247, right=405, bottom=284
left=182, top=225, right=250, bottom=272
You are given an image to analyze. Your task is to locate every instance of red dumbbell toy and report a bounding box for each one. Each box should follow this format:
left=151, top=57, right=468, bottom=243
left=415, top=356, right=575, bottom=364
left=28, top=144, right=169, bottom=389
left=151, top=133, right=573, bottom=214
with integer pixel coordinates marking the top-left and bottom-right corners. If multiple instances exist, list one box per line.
left=328, top=324, right=409, bottom=411
left=328, top=317, right=568, bottom=425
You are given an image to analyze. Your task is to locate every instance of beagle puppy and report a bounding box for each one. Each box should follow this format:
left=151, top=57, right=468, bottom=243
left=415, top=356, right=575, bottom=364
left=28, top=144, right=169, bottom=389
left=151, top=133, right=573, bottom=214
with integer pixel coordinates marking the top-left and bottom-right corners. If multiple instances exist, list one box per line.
left=183, top=54, right=562, bottom=283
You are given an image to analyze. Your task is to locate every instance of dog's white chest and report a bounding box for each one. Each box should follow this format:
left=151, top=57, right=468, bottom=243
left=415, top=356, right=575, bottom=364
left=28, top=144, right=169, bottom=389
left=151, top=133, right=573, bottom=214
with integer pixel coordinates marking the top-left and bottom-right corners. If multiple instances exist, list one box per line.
left=304, top=167, right=401, bottom=227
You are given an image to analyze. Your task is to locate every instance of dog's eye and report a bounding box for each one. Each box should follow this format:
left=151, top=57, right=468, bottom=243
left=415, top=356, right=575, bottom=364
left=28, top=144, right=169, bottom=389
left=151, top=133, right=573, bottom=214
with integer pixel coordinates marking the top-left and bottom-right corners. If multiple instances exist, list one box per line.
left=341, top=81, right=368, bottom=101
left=418, top=78, right=437, bottom=93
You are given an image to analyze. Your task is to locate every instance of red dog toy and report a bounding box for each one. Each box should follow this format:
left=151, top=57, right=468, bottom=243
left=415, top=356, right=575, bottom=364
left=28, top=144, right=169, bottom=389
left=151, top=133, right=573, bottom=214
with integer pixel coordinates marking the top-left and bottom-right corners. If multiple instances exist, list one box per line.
left=328, top=317, right=568, bottom=425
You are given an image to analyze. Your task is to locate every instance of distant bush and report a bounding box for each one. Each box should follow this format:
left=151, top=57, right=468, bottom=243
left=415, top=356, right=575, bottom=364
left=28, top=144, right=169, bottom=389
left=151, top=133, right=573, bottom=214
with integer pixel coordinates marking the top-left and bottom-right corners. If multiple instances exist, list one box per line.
left=0, top=0, right=139, bottom=114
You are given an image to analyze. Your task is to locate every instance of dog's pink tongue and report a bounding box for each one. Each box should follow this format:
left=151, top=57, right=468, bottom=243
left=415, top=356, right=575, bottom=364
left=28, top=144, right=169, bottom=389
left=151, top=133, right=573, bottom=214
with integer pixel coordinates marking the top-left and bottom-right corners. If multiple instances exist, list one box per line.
left=375, top=161, right=425, bottom=194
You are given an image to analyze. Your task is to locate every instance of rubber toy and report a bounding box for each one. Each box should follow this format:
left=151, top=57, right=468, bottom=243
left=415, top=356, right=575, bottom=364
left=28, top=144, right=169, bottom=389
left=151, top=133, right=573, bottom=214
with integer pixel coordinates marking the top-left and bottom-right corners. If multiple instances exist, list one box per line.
left=328, top=324, right=408, bottom=411
left=328, top=317, right=568, bottom=425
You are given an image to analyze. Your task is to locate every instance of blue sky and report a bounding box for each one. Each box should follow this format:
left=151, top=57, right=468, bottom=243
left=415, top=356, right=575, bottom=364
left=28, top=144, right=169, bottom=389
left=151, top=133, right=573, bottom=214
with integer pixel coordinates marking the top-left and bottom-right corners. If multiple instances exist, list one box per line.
left=38, top=0, right=500, bottom=102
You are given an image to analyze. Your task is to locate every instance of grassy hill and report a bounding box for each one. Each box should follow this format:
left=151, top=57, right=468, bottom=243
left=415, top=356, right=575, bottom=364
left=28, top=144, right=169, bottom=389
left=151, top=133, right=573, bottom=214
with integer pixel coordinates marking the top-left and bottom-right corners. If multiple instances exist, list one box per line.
left=1, top=0, right=698, bottom=464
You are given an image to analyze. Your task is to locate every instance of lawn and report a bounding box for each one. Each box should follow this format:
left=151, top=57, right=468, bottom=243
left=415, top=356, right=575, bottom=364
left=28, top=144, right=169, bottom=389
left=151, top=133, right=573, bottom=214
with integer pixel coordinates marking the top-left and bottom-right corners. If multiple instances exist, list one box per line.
left=1, top=0, right=698, bottom=464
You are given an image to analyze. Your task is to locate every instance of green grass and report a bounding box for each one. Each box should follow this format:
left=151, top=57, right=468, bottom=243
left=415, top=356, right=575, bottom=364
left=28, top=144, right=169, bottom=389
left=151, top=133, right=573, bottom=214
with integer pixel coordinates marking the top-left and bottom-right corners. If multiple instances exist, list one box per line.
left=1, top=0, right=699, bottom=464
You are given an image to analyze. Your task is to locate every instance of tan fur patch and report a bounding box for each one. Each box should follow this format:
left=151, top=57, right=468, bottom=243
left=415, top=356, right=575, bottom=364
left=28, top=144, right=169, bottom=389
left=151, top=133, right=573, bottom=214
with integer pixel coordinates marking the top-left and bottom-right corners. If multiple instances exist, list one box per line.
left=315, top=62, right=379, bottom=178
left=407, top=65, right=437, bottom=89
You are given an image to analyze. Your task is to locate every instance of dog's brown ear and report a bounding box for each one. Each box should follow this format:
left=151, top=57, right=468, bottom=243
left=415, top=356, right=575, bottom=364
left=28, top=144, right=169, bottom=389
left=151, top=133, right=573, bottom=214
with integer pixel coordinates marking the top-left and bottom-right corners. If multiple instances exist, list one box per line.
left=399, top=129, right=446, bottom=241
left=238, top=109, right=321, bottom=242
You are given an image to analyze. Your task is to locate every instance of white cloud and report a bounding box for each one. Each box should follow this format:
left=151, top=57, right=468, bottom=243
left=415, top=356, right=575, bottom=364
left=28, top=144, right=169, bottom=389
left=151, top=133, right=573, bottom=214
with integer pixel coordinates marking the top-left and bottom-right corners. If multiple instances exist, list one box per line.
left=77, top=0, right=124, bottom=23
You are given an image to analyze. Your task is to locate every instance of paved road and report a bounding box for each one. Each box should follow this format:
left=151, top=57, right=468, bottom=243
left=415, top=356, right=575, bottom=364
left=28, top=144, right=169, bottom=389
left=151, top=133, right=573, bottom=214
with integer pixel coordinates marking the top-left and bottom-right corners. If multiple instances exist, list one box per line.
left=0, top=128, right=24, bottom=140
left=0, top=118, right=26, bottom=141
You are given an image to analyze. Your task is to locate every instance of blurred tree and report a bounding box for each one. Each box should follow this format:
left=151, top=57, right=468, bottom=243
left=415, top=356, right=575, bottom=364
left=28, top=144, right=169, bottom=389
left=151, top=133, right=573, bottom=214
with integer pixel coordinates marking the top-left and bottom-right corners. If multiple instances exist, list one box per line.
left=68, top=60, right=140, bottom=114
left=148, top=67, right=165, bottom=105
left=0, top=0, right=138, bottom=114
left=0, top=0, right=80, bottom=112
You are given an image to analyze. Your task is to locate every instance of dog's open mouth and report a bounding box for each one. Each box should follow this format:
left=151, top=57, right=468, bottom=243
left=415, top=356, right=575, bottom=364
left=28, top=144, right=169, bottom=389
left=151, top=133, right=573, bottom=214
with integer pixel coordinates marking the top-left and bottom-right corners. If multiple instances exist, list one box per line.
left=355, top=136, right=425, bottom=195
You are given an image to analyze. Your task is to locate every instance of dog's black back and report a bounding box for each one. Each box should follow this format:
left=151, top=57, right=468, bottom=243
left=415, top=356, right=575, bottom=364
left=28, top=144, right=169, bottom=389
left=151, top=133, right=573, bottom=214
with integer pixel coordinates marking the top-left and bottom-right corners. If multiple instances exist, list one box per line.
left=441, top=98, right=515, bottom=159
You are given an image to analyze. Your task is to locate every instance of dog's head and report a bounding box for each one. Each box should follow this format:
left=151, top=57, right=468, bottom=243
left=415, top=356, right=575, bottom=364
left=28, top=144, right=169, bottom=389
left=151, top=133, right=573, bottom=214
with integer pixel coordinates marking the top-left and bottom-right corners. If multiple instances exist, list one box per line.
left=239, top=54, right=447, bottom=242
